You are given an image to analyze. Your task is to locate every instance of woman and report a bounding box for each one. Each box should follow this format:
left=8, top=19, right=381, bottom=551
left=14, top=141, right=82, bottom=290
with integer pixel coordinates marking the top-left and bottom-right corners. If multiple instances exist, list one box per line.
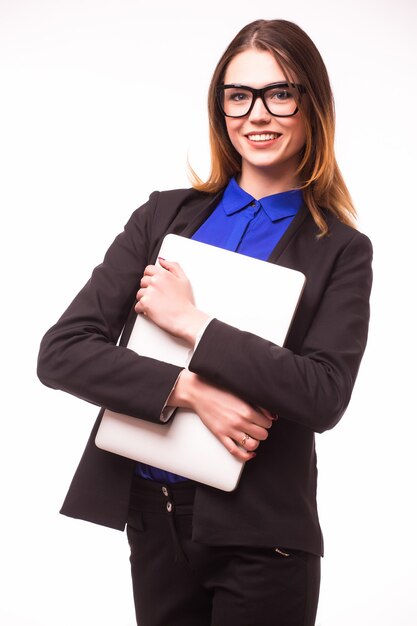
left=37, top=19, right=373, bottom=626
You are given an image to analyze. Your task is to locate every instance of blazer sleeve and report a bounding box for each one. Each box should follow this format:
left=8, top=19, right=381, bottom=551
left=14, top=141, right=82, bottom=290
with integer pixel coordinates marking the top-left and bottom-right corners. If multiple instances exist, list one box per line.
left=37, top=192, right=182, bottom=423
left=188, top=230, right=373, bottom=433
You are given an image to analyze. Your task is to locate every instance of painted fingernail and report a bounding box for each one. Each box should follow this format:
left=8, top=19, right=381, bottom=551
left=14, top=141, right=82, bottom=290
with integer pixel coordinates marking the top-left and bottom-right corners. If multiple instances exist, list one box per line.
left=158, top=256, right=166, bottom=261
left=271, top=414, right=279, bottom=421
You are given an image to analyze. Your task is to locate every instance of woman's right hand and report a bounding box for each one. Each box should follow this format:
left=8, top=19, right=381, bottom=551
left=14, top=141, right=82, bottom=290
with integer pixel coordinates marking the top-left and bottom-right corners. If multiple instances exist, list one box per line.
left=166, top=370, right=275, bottom=462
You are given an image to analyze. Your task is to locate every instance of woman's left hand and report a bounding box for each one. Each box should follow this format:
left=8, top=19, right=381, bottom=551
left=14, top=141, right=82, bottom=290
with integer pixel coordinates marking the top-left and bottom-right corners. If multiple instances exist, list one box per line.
left=135, top=258, right=210, bottom=345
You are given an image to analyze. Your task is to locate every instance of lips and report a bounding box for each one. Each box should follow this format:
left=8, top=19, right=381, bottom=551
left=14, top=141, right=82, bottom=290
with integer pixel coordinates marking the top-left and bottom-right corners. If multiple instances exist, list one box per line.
left=246, top=132, right=282, bottom=142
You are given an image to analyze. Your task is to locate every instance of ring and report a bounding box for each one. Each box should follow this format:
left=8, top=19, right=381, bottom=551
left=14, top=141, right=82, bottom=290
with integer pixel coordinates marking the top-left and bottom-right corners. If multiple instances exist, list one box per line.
left=241, top=433, right=250, bottom=447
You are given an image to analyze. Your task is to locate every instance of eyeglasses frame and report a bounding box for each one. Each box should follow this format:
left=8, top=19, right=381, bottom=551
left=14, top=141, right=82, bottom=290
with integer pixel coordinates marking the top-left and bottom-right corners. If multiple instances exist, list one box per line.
left=216, top=82, right=306, bottom=118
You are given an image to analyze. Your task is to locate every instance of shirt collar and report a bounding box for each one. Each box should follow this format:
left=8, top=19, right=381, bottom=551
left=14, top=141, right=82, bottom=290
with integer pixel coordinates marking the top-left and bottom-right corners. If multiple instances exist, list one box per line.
left=221, top=177, right=303, bottom=222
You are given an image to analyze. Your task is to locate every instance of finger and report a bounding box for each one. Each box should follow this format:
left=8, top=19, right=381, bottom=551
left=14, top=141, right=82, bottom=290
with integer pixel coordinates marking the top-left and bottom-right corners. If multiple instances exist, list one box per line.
left=236, top=423, right=269, bottom=442
left=238, top=434, right=260, bottom=452
left=158, top=257, right=185, bottom=278
left=135, top=287, right=154, bottom=313
left=139, top=275, right=152, bottom=288
left=233, top=409, right=272, bottom=432
left=135, top=294, right=148, bottom=314
left=257, top=406, right=278, bottom=422
left=143, top=264, right=159, bottom=277
left=251, top=409, right=274, bottom=429
left=223, top=436, right=256, bottom=462
left=135, top=287, right=147, bottom=302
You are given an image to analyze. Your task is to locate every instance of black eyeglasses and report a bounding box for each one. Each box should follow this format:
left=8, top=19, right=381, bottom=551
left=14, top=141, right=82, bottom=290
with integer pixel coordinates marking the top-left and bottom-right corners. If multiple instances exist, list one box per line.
left=216, top=82, right=306, bottom=118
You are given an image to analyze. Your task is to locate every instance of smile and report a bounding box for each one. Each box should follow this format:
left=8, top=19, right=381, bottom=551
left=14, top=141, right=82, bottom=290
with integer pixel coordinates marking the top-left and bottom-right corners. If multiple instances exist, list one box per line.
left=246, top=133, right=281, bottom=142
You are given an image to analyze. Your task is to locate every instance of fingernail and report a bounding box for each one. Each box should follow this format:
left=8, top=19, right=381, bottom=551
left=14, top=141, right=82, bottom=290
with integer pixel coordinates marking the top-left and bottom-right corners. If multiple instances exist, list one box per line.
left=271, top=414, right=279, bottom=421
left=158, top=256, right=165, bottom=261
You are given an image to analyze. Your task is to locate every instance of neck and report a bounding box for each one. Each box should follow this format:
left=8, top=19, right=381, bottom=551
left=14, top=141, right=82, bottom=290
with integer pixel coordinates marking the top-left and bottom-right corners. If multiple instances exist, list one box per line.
left=237, top=163, right=300, bottom=199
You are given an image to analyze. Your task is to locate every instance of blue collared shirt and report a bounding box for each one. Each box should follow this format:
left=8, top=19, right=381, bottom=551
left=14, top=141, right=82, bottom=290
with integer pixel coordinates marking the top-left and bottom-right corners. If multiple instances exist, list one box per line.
left=136, top=177, right=303, bottom=483
left=192, top=176, right=303, bottom=260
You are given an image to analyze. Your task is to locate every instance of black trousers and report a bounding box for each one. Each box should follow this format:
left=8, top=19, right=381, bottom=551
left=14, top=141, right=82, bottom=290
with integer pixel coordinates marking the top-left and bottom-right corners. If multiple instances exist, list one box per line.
left=127, top=477, right=320, bottom=626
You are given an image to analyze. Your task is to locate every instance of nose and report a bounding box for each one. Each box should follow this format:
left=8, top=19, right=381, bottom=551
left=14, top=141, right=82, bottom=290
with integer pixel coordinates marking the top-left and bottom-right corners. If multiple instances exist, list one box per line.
left=248, top=95, right=271, bottom=121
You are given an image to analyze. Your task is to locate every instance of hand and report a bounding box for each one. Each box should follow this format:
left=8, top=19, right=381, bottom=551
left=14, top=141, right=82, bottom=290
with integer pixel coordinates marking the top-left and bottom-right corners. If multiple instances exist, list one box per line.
left=135, top=258, right=209, bottom=345
left=168, top=370, right=275, bottom=462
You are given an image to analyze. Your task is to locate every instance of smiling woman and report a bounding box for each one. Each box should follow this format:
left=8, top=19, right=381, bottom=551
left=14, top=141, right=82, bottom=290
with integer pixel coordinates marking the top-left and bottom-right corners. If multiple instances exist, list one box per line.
left=37, top=18, right=373, bottom=626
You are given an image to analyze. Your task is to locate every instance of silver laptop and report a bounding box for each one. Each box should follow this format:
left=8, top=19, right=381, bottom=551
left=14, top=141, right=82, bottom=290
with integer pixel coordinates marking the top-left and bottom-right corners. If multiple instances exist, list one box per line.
left=95, top=234, right=305, bottom=491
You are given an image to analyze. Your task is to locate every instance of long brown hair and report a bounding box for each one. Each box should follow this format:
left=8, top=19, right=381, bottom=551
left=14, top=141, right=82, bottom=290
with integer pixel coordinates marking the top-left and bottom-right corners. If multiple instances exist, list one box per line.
left=190, top=19, right=356, bottom=236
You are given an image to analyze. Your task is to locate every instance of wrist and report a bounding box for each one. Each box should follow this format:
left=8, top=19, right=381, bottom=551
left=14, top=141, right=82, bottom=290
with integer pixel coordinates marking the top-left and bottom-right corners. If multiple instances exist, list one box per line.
left=167, top=369, right=200, bottom=410
left=179, top=307, right=210, bottom=346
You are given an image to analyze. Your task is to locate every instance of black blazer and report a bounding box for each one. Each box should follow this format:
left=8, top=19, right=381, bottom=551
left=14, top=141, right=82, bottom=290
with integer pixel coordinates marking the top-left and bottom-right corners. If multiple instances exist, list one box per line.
left=37, top=187, right=373, bottom=557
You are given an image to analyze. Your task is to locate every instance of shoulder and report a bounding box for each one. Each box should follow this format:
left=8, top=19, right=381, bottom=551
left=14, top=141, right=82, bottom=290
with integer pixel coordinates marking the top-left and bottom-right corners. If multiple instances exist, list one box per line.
left=157, top=187, right=207, bottom=200
left=287, top=207, right=373, bottom=286
left=152, top=187, right=215, bottom=207
left=306, top=212, right=373, bottom=292
left=324, top=211, right=373, bottom=259
left=120, top=187, right=221, bottom=254
left=128, top=187, right=217, bottom=222
left=291, top=207, right=372, bottom=271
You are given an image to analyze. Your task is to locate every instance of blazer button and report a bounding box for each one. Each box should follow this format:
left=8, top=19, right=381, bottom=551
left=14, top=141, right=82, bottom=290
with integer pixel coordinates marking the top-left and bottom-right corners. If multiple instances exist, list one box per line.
left=162, top=486, right=169, bottom=497
left=166, top=502, right=173, bottom=513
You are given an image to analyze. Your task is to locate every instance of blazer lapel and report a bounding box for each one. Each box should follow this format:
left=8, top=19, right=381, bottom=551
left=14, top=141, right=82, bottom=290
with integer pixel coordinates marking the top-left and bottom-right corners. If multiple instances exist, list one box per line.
left=171, top=191, right=224, bottom=238
left=267, top=204, right=310, bottom=264
left=147, top=190, right=223, bottom=264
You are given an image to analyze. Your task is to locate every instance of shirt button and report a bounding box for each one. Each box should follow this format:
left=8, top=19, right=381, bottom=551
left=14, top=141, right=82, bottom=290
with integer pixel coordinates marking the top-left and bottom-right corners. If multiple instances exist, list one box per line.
left=166, top=502, right=173, bottom=513
left=162, top=486, right=168, bottom=497
left=249, top=201, right=256, bottom=207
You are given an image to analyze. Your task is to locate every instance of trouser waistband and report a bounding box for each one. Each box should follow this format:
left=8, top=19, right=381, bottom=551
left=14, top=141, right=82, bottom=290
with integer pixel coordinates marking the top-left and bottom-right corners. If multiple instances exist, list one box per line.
left=129, top=476, right=196, bottom=563
left=130, top=475, right=197, bottom=513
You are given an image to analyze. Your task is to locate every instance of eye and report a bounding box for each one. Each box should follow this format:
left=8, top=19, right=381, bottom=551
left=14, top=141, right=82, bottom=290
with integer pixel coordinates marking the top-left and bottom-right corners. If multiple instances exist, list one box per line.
left=225, top=89, right=251, bottom=103
left=267, top=88, right=294, bottom=102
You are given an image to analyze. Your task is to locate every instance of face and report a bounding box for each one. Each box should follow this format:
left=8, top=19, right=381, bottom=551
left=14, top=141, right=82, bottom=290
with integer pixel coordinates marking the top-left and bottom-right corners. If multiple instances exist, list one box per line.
left=223, top=48, right=307, bottom=192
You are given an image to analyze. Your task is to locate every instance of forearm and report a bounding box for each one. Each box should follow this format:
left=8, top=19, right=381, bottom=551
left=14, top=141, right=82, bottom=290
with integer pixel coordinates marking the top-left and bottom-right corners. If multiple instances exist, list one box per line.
left=37, top=192, right=183, bottom=423
left=189, top=320, right=348, bottom=432
left=188, top=233, right=373, bottom=433
left=38, top=323, right=183, bottom=422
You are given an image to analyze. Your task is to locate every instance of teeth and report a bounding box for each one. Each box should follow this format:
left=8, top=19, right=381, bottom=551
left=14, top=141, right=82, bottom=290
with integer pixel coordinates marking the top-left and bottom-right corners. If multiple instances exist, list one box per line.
left=248, top=133, right=279, bottom=141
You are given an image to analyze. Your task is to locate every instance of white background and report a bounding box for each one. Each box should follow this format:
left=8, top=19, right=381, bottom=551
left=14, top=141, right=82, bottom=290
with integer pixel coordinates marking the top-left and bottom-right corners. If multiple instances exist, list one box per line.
left=1, top=0, right=416, bottom=624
